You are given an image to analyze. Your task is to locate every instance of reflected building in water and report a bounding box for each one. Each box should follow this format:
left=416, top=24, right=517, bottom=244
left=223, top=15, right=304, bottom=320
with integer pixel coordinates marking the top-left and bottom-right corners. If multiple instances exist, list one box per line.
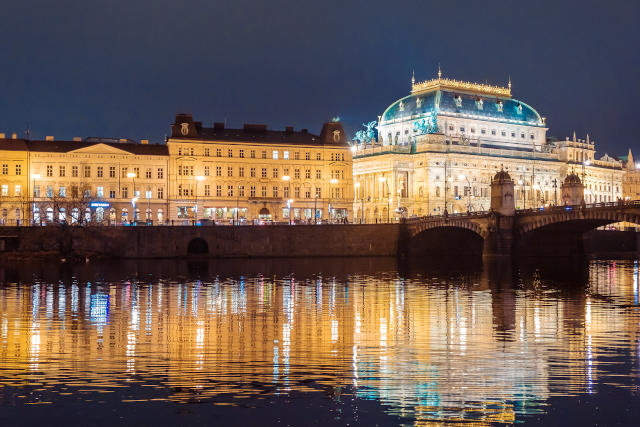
left=0, top=260, right=639, bottom=423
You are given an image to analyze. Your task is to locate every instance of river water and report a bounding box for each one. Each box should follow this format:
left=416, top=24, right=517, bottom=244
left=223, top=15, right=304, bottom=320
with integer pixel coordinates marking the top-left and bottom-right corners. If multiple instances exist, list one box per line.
left=0, top=257, right=639, bottom=425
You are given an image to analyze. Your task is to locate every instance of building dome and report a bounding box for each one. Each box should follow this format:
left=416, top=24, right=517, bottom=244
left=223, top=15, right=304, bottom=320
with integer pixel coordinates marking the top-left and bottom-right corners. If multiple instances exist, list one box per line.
left=492, top=169, right=513, bottom=183
left=563, top=173, right=582, bottom=186
left=380, top=89, right=544, bottom=127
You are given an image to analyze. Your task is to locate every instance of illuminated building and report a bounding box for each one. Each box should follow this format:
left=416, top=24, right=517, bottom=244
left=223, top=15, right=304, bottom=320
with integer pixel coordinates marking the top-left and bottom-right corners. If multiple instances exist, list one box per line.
left=0, top=135, right=29, bottom=224
left=166, top=114, right=353, bottom=223
left=26, top=138, right=168, bottom=224
left=352, top=71, right=625, bottom=221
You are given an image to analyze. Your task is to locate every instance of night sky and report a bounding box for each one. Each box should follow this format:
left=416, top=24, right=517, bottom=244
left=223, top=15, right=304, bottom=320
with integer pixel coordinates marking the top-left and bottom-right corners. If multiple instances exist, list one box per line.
left=0, top=0, right=638, bottom=156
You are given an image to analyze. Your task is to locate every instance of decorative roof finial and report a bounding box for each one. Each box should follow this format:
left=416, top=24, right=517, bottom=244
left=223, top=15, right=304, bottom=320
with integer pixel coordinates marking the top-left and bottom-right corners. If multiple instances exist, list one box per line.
left=508, top=75, right=512, bottom=90
left=573, top=131, right=576, bottom=142
left=437, top=64, right=442, bottom=79
left=586, top=133, right=590, bottom=144
left=411, top=69, right=415, bottom=86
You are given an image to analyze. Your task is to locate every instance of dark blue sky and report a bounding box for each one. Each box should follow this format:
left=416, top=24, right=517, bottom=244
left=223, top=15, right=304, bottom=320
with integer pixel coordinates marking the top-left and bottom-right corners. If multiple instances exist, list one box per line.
left=0, top=0, right=638, bottom=155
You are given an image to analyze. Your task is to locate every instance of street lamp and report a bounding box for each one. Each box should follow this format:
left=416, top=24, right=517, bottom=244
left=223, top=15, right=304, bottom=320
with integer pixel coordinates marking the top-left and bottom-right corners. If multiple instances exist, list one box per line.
left=195, top=175, right=205, bottom=222
left=329, top=178, right=338, bottom=223
left=582, top=160, right=591, bottom=203
left=378, top=176, right=390, bottom=223
left=31, top=173, right=40, bottom=225
left=354, top=182, right=364, bottom=224
left=458, top=174, right=471, bottom=212
left=282, top=175, right=291, bottom=223
left=286, top=198, right=294, bottom=224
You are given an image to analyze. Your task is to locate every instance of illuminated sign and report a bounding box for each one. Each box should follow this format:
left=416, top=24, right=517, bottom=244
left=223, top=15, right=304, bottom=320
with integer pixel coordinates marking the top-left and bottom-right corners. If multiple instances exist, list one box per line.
left=89, top=201, right=110, bottom=209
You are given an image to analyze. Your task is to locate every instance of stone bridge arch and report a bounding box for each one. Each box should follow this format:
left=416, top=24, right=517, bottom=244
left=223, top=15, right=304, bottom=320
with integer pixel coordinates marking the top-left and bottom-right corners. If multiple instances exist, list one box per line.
left=404, top=216, right=488, bottom=257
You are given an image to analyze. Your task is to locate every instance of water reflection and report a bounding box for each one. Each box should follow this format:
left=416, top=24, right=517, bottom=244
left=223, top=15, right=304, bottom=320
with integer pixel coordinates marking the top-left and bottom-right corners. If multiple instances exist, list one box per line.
left=0, top=257, right=639, bottom=424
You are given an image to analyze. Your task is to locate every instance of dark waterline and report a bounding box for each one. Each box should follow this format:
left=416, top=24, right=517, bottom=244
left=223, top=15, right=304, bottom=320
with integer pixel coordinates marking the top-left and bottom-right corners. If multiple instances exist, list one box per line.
left=0, top=256, right=639, bottom=425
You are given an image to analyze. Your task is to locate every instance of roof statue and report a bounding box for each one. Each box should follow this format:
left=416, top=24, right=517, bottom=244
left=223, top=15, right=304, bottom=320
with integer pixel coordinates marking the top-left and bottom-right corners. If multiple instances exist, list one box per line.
left=353, top=121, right=378, bottom=144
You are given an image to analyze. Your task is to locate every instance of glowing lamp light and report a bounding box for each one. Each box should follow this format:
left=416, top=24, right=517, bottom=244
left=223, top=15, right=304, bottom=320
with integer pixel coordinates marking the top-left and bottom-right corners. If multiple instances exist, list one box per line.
left=126, top=172, right=136, bottom=178
left=282, top=175, right=290, bottom=181
left=195, top=175, right=205, bottom=181
left=354, top=182, right=361, bottom=188
left=458, top=174, right=466, bottom=180
left=378, top=177, right=386, bottom=183
left=31, top=173, right=41, bottom=179
left=350, top=146, right=357, bottom=153
left=584, top=160, right=591, bottom=166
left=330, top=178, right=338, bottom=184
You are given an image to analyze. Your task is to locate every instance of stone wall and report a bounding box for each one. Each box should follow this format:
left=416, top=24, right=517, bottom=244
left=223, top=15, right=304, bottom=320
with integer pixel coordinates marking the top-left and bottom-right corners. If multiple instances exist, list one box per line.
left=0, top=224, right=400, bottom=259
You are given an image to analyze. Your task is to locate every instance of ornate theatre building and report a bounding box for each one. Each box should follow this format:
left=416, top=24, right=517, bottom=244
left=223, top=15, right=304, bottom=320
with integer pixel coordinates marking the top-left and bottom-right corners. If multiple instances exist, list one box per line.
left=352, top=71, right=625, bottom=222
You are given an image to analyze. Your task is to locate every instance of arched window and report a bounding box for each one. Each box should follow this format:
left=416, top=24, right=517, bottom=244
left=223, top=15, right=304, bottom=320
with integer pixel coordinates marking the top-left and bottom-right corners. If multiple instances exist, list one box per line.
left=71, top=208, right=79, bottom=223
left=157, top=209, right=164, bottom=223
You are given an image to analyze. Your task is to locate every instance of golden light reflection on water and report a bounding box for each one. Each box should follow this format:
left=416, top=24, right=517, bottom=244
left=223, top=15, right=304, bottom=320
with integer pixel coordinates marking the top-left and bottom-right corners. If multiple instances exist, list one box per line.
left=0, top=259, right=639, bottom=424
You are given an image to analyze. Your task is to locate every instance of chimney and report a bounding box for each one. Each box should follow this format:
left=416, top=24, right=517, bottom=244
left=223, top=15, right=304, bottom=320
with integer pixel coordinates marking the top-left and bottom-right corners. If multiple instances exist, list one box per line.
left=141, top=139, right=149, bottom=145
left=0, top=133, right=5, bottom=139
left=12, top=133, right=18, bottom=139
left=285, top=126, right=294, bottom=133
left=73, top=137, right=82, bottom=142
left=45, top=136, right=54, bottom=141
left=119, top=138, right=127, bottom=143
left=214, top=122, right=225, bottom=130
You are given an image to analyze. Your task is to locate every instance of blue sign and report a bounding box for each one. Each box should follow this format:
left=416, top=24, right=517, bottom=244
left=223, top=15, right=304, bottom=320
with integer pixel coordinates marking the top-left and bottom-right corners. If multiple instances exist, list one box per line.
left=89, top=201, right=110, bottom=209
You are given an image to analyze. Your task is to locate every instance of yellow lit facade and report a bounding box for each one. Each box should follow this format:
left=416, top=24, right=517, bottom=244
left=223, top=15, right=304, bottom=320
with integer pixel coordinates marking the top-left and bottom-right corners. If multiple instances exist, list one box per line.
left=166, top=114, right=353, bottom=223
left=0, top=137, right=29, bottom=224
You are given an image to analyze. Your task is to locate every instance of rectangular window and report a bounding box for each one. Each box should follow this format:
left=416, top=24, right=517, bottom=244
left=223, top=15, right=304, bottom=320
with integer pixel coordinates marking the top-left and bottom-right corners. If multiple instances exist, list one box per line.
left=294, top=169, right=300, bottom=179
left=157, top=187, right=164, bottom=199
left=316, top=170, right=321, bottom=179
left=145, top=168, right=151, bottom=179
left=134, top=167, right=140, bottom=178
left=204, top=165, right=210, bottom=176
left=250, top=186, right=256, bottom=197
left=284, top=186, right=289, bottom=198
left=316, top=187, right=321, bottom=198
left=227, top=166, right=233, bottom=177
left=272, top=168, right=278, bottom=178
left=145, top=190, right=152, bottom=199
left=72, top=165, right=78, bottom=177
left=204, top=148, right=210, bottom=157
left=294, top=152, right=300, bottom=160
left=58, top=186, right=65, bottom=197
left=239, top=149, right=244, bottom=158
left=316, top=153, right=321, bottom=160
left=283, top=151, right=289, bottom=160
left=15, top=164, right=21, bottom=175
left=216, top=185, right=222, bottom=197
left=97, top=166, right=104, bottom=178
left=97, top=186, right=104, bottom=198
left=294, top=187, right=300, bottom=198
left=238, top=185, right=245, bottom=197
left=272, top=186, right=278, bottom=197
left=46, top=165, right=53, bottom=177
left=261, top=186, right=267, bottom=197
left=239, top=167, right=245, bottom=177
left=122, top=187, right=128, bottom=198
left=157, top=168, right=164, bottom=179
left=34, top=186, right=40, bottom=197
left=121, top=167, right=127, bottom=178
left=59, top=165, right=66, bottom=177
left=273, top=150, right=279, bottom=160
left=305, top=189, right=311, bottom=198
left=15, top=184, right=22, bottom=195
left=109, top=190, right=115, bottom=198
left=261, top=151, right=267, bottom=159
left=305, top=152, right=310, bottom=160
left=1, top=164, right=7, bottom=175
left=305, top=169, right=311, bottom=179
left=216, top=166, right=222, bottom=177
left=261, top=168, right=267, bottom=178
left=110, top=166, right=116, bottom=178
left=227, top=185, right=234, bottom=197
left=204, top=184, right=210, bottom=197
left=250, top=167, right=256, bottom=178
left=46, top=185, right=53, bottom=198
left=84, top=166, right=91, bottom=178
left=216, top=148, right=222, bottom=157
left=228, top=149, right=233, bottom=157
left=71, top=186, right=78, bottom=198
left=250, top=150, right=256, bottom=159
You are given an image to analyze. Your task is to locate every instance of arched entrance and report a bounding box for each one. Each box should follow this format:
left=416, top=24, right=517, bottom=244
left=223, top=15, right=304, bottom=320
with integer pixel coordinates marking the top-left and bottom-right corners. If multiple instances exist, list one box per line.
left=187, top=238, right=209, bottom=255
left=259, top=207, right=271, bottom=222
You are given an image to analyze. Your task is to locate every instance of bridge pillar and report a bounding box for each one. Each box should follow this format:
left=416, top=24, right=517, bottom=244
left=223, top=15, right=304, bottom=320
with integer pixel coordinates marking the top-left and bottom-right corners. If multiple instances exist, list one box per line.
left=483, top=213, right=514, bottom=257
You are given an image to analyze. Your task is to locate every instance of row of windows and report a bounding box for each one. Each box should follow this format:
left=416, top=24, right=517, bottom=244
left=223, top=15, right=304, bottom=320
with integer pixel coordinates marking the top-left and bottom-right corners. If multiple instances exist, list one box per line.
left=32, top=185, right=164, bottom=200
left=1, top=164, right=22, bottom=176
left=446, top=125, right=536, bottom=140
left=176, top=146, right=346, bottom=162
left=42, top=165, right=165, bottom=179
left=176, top=184, right=344, bottom=200
left=178, top=165, right=346, bottom=180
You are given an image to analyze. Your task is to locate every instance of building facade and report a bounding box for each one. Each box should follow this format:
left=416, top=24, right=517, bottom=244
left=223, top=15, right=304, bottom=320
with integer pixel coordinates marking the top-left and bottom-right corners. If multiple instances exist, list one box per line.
left=0, top=136, right=29, bottom=225
left=166, top=114, right=353, bottom=223
left=352, top=72, right=624, bottom=222
left=27, top=138, right=168, bottom=225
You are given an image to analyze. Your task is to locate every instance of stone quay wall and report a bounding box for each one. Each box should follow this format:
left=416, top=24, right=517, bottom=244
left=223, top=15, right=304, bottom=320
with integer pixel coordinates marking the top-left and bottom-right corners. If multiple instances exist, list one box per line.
left=0, top=224, right=401, bottom=259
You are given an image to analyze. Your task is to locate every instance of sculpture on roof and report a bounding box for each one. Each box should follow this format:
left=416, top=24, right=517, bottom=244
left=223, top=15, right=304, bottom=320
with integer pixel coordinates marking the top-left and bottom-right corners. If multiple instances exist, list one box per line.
left=413, top=114, right=439, bottom=135
left=353, top=121, right=378, bottom=144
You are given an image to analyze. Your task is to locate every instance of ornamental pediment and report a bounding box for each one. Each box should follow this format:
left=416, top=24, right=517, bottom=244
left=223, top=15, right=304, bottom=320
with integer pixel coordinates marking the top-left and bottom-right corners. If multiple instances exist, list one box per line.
left=68, top=143, right=133, bottom=155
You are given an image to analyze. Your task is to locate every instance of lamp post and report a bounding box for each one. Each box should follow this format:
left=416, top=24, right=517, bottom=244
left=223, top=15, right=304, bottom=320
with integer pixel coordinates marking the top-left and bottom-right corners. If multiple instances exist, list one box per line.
left=329, top=178, right=338, bottom=223
left=582, top=159, right=590, bottom=203
left=378, top=176, right=390, bottom=223
left=286, top=199, right=294, bottom=224
left=282, top=175, right=290, bottom=223
left=553, top=178, right=558, bottom=206
left=195, top=175, right=205, bottom=223
left=126, top=172, right=136, bottom=222
left=31, top=173, right=40, bottom=225
left=458, top=174, right=471, bottom=212
left=354, top=181, right=364, bottom=224
left=314, top=193, right=318, bottom=224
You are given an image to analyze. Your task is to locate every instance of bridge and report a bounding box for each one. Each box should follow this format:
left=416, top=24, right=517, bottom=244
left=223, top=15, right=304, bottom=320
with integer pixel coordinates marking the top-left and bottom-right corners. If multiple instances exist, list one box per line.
left=401, top=201, right=640, bottom=257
